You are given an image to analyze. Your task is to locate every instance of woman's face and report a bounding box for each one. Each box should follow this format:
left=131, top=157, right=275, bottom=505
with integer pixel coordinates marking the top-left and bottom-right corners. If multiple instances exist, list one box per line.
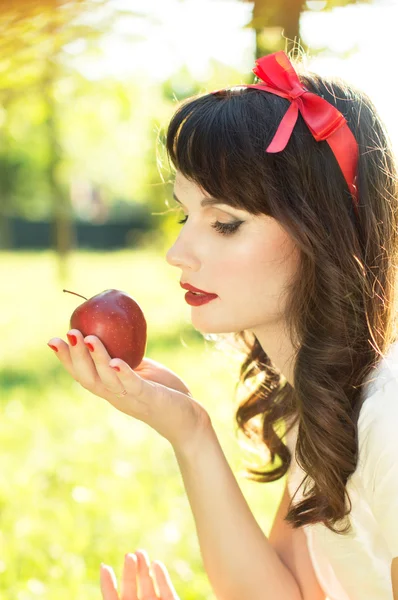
left=165, top=172, right=300, bottom=338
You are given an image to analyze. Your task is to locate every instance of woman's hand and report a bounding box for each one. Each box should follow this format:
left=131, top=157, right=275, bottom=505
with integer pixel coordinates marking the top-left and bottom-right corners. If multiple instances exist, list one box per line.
left=100, top=550, right=180, bottom=600
left=47, top=330, right=211, bottom=452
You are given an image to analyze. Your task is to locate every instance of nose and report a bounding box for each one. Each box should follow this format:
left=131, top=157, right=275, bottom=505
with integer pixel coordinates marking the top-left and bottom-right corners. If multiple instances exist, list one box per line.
left=165, top=233, right=201, bottom=271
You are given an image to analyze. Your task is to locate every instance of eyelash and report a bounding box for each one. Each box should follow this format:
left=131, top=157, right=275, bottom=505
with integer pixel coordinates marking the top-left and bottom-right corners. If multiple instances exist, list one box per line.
left=177, top=215, right=243, bottom=236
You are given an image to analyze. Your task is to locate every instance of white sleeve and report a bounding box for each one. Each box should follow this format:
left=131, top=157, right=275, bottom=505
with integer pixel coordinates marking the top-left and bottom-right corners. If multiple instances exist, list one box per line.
left=359, top=377, right=398, bottom=558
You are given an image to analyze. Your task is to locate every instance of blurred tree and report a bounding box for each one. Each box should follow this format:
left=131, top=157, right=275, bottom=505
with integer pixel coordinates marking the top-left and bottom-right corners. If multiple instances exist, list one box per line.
left=0, top=0, right=152, bottom=278
left=0, top=0, right=97, bottom=275
left=241, top=0, right=371, bottom=58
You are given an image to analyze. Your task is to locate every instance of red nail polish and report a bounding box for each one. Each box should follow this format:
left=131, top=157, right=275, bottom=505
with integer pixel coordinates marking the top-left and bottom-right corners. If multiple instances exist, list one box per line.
left=67, top=333, right=77, bottom=346
left=110, top=365, right=120, bottom=372
left=84, top=342, right=94, bottom=352
left=47, top=343, right=58, bottom=352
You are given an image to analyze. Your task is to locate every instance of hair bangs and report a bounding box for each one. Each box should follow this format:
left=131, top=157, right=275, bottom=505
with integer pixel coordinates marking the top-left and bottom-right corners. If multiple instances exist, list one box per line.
left=166, top=91, right=275, bottom=215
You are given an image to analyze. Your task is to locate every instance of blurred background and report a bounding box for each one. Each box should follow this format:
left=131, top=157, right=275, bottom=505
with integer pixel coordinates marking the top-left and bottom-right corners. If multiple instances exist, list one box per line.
left=0, top=0, right=396, bottom=598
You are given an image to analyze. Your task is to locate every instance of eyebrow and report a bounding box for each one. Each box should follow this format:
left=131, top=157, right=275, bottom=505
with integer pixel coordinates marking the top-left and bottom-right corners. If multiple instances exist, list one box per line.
left=173, top=190, right=225, bottom=208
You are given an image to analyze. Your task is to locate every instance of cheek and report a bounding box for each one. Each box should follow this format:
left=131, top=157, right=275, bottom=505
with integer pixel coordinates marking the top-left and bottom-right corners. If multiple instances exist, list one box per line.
left=216, top=234, right=296, bottom=287
left=218, top=236, right=299, bottom=318
left=257, top=238, right=299, bottom=287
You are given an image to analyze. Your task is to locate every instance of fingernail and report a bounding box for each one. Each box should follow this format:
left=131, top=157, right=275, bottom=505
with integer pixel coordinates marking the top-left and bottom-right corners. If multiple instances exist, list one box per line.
left=125, top=553, right=137, bottom=562
left=67, top=333, right=77, bottom=346
left=47, top=343, right=58, bottom=352
left=110, top=365, right=120, bottom=372
left=135, top=549, right=148, bottom=561
left=84, top=342, right=94, bottom=352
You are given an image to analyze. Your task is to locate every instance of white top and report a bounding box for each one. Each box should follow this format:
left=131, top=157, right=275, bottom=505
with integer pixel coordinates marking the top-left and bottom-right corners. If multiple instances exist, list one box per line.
left=285, top=340, right=398, bottom=600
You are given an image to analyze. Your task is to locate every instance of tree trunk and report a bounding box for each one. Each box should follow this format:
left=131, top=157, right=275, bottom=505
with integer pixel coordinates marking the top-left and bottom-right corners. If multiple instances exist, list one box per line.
left=0, top=203, right=13, bottom=249
left=279, top=0, right=307, bottom=57
left=42, top=53, right=76, bottom=281
left=0, top=95, right=14, bottom=250
left=251, top=0, right=307, bottom=59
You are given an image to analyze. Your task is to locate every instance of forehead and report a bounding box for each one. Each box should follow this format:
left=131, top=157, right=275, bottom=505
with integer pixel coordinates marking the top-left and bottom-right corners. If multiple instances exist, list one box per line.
left=173, top=190, right=222, bottom=209
left=174, top=172, right=201, bottom=193
left=173, top=173, right=247, bottom=213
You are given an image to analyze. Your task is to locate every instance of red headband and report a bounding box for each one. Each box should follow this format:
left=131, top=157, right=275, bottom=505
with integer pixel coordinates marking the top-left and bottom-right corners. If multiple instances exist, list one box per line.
left=212, top=51, right=359, bottom=217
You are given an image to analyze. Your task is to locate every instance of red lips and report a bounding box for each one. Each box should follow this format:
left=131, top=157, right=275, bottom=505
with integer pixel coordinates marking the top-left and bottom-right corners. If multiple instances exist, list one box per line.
left=180, top=282, right=216, bottom=295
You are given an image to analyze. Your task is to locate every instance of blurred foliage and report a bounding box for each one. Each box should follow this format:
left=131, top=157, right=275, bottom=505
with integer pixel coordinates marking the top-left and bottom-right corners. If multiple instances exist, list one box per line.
left=0, top=0, right=168, bottom=264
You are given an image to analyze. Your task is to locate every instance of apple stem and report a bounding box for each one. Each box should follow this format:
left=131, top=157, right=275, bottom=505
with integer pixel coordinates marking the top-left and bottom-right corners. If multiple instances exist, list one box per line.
left=63, top=289, right=88, bottom=301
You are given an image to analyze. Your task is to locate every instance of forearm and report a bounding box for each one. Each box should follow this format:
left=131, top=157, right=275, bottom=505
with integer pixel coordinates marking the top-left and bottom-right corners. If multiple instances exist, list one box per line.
left=174, top=423, right=303, bottom=600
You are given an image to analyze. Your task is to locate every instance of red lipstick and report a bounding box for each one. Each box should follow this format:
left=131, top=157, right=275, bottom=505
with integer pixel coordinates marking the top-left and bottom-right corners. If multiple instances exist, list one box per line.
left=180, top=282, right=218, bottom=307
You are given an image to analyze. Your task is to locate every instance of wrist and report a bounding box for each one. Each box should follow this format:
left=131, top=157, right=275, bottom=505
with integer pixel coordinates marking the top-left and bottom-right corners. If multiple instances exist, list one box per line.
left=173, top=411, right=215, bottom=462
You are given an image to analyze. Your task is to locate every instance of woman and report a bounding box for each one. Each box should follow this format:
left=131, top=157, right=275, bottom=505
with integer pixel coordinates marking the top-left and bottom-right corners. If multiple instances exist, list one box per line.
left=48, top=51, right=398, bottom=600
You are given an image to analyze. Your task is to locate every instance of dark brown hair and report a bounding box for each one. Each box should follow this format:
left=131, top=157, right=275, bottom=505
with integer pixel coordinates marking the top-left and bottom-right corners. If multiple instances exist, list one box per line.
left=165, top=56, right=398, bottom=534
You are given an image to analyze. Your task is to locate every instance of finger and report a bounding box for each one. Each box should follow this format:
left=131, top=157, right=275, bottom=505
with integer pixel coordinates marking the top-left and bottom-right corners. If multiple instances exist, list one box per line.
left=135, top=549, right=158, bottom=599
left=49, top=331, right=158, bottom=420
left=47, top=337, right=76, bottom=380
left=83, top=334, right=129, bottom=396
left=121, top=553, right=138, bottom=600
left=105, top=357, right=159, bottom=420
left=152, top=561, right=180, bottom=600
left=100, top=564, right=120, bottom=600
left=80, top=334, right=155, bottom=416
left=66, top=329, right=102, bottom=390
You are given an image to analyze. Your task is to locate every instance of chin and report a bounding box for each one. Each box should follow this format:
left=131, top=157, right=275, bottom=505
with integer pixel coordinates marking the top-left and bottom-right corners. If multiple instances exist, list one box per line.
left=191, top=315, right=246, bottom=336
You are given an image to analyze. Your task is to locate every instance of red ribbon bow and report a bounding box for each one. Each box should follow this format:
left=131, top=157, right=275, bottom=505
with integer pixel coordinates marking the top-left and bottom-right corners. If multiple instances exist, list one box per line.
left=211, top=51, right=359, bottom=215
left=245, top=51, right=359, bottom=212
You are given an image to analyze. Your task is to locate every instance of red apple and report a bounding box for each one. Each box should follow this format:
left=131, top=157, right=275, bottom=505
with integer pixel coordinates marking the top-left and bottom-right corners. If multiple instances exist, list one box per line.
left=64, top=289, right=147, bottom=370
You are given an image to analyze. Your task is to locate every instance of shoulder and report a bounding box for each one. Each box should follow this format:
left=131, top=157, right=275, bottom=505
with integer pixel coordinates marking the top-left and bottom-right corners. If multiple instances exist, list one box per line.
left=358, top=376, right=398, bottom=440
left=357, top=340, right=398, bottom=455
left=357, top=352, right=398, bottom=482
left=357, top=377, right=398, bottom=557
left=357, top=340, right=398, bottom=448
left=356, top=370, right=398, bottom=557
left=357, top=377, right=398, bottom=487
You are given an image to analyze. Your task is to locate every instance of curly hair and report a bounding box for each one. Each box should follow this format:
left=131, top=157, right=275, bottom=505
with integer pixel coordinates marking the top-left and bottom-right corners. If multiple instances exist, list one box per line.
left=165, top=56, right=398, bottom=534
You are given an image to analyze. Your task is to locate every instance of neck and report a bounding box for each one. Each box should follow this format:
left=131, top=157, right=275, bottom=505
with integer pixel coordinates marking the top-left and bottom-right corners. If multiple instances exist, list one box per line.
left=250, top=321, right=297, bottom=388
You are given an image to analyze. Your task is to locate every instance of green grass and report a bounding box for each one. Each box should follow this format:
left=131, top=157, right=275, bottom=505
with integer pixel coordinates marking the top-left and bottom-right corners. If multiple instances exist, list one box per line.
left=0, top=250, right=284, bottom=599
